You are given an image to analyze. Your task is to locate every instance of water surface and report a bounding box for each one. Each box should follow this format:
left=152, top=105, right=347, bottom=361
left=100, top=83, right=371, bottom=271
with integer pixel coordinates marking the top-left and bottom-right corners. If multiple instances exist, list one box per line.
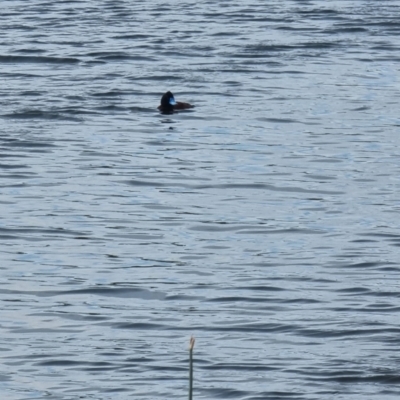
left=1, top=1, right=400, bottom=399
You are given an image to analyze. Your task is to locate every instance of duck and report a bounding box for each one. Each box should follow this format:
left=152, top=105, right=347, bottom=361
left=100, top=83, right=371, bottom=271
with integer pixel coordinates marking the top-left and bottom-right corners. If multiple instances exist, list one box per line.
left=157, top=91, right=194, bottom=114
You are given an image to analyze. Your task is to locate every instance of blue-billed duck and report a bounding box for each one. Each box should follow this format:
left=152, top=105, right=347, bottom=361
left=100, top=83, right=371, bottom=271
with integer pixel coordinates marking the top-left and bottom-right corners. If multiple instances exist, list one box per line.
left=158, top=91, right=194, bottom=114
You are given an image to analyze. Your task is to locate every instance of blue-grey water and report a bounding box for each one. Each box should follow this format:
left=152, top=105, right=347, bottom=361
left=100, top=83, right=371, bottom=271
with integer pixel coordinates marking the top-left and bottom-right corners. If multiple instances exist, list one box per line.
left=1, top=1, right=400, bottom=399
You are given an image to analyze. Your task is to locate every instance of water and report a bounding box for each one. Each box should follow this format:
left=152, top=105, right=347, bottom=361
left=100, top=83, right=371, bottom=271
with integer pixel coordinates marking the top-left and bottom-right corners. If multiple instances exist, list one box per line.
left=1, top=1, right=400, bottom=399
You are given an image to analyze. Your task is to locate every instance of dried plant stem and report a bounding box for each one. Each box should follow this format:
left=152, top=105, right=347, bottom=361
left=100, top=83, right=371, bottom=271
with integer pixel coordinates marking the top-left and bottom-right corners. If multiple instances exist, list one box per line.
left=189, top=337, right=195, bottom=400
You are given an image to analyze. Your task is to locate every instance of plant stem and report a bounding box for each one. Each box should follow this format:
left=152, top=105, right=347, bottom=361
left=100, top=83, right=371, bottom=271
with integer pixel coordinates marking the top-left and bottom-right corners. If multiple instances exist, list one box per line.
left=189, top=337, right=195, bottom=400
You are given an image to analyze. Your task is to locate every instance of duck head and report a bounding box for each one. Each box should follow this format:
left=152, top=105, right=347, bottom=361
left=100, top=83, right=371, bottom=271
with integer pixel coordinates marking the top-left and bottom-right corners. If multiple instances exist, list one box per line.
left=159, top=91, right=176, bottom=113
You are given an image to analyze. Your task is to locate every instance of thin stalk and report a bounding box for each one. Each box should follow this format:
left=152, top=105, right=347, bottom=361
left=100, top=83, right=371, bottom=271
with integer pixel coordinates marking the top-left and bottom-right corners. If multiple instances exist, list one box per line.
left=189, top=336, right=195, bottom=400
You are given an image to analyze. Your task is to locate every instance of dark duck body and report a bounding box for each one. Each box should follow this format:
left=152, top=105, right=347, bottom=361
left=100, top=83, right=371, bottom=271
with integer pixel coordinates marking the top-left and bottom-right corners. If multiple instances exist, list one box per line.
left=158, top=91, right=194, bottom=114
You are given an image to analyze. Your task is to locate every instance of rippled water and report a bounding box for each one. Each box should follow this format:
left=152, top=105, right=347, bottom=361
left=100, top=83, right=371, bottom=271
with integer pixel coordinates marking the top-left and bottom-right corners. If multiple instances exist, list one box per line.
left=1, top=1, right=400, bottom=399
